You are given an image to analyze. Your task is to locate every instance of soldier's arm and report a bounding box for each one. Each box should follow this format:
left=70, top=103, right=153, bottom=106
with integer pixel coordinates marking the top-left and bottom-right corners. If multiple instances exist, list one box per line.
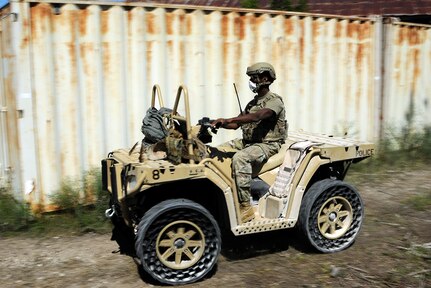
left=212, top=108, right=275, bottom=130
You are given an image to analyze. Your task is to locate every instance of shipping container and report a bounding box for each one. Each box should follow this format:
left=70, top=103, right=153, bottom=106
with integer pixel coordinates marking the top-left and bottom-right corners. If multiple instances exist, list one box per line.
left=0, top=1, right=430, bottom=209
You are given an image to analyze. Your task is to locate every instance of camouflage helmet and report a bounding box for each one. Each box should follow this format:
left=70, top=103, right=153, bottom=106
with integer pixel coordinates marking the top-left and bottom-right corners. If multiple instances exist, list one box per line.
left=246, top=62, right=276, bottom=81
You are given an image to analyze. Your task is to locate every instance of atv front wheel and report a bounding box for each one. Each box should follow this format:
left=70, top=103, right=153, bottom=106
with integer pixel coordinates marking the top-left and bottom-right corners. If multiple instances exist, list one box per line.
left=135, top=199, right=221, bottom=285
left=298, top=179, right=364, bottom=253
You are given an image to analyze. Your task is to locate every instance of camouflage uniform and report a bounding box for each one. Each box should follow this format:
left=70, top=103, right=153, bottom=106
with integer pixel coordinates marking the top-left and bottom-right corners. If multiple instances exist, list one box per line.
left=219, top=91, right=287, bottom=204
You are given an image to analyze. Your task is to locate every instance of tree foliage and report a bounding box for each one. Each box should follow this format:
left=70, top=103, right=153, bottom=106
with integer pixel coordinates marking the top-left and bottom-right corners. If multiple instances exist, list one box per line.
left=241, top=0, right=308, bottom=12
left=240, top=0, right=259, bottom=9
left=270, top=0, right=292, bottom=11
left=295, top=0, right=308, bottom=12
left=270, top=0, right=308, bottom=12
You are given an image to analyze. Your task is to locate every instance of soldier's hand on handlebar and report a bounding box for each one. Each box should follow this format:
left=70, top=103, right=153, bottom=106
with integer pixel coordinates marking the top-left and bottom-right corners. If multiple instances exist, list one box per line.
left=211, top=118, right=225, bottom=129
left=197, top=117, right=218, bottom=143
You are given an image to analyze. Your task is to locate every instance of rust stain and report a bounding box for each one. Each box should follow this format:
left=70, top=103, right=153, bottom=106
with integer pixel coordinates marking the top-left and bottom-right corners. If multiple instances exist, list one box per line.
left=20, top=17, right=30, bottom=49
left=412, top=49, right=421, bottom=85
left=30, top=3, right=52, bottom=39
left=347, top=21, right=358, bottom=39
left=102, top=42, right=111, bottom=76
left=166, top=12, right=173, bottom=35
left=234, top=15, right=244, bottom=40
left=299, top=18, right=304, bottom=65
left=396, top=26, right=425, bottom=47
left=147, top=12, right=155, bottom=34
left=126, top=8, right=134, bottom=39
left=20, top=36, right=29, bottom=50
left=284, top=17, right=293, bottom=36
left=335, top=20, right=342, bottom=38
left=396, top=26, right=407, bottom=45
left=101, top=10, right=109, bottom=35
left=221, top=14, right=228, bottom=38
left=186, top=13, right=192, bottom=35
left=311, top=20, right=320, bottom=76
left=356, top=44, right=363, bottom=69
left=127, top=10, right=132, bottom=40
left=146, top=41, right=153, bottom=84
left=71, top=11, right=78, bottom=46
left=179, top=40, right=185, bottom=83
left=355, top=23, right=369, bottom=69
left=80, top=45, right=88, bottom=75
left=312, top=19, right=321, bottom=38
left=79, top=8, right=89, bottom=36
left=37, top=2, right=52, bottom=19
left=178, top=13, right=186, bottom=35
left=408, top=27, right=422, bottom=46
left=167, top=39, right=173, bottom=51
left=358, top=21, right=371, bottom=41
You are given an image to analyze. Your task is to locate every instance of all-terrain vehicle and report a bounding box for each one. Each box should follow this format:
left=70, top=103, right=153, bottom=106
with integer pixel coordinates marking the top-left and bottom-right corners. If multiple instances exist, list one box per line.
left=101, top=85, right=375, bottom=285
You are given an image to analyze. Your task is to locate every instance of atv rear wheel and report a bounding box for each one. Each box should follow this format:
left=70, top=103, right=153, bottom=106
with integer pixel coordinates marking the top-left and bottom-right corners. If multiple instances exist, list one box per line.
left=298, top=179, right=364, bottom=253
left=135, top=199, right=221, bottom=285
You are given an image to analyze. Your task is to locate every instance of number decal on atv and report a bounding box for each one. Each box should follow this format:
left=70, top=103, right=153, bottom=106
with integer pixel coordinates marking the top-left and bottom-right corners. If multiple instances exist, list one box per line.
left=152, top=170, right=160, bottom=180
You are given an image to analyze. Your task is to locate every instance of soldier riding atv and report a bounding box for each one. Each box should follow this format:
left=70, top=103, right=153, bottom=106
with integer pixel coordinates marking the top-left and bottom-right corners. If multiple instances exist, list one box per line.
left=211, top=62, right=287, bottom=223
left=101, top=69, right=374, bottom=284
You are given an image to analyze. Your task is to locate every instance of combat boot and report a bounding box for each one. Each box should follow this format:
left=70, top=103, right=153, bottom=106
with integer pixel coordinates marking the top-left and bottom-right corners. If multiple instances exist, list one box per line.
left=240, top=202, right=255, bottom=223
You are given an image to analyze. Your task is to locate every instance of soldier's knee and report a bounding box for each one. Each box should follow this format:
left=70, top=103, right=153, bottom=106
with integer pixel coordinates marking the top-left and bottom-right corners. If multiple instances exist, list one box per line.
left=232, top=150, right=248, bottom=164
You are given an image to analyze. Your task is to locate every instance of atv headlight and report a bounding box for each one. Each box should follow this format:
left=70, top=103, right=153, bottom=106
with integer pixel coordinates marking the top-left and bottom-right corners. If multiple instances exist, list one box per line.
left=126, top=175, right=137, bottom=192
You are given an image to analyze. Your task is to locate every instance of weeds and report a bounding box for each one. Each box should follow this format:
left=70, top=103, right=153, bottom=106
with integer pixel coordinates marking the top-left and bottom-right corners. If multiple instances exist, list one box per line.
left=377, top=125, right=431, bottom=164
left=0, top=168, right=111, bottom=236
left=0, top=184, right=32, bottom=232
left=352, top=124, right=431, bottom=175
left=48, top=168, right=111, bottom=234
left=378, top=99, right=431, bottom=165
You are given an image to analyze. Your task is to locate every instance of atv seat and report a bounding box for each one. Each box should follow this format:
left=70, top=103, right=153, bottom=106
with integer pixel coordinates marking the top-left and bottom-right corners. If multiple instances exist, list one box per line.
left=252, top=143, right=289, bottom=177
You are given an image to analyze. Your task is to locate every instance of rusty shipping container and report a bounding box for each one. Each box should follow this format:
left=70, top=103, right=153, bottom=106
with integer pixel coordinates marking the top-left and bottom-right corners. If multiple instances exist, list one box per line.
left=0, top=0, right=430, bottom=209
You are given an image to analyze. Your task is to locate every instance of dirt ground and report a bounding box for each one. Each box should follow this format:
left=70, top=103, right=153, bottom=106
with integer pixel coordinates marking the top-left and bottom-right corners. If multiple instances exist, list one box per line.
left=1, top=166, right=430, bottom=288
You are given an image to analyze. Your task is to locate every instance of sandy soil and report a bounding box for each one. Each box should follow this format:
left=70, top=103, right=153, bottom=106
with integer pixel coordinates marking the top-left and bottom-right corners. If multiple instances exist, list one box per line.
left=1, top=167, right=430, bottom=288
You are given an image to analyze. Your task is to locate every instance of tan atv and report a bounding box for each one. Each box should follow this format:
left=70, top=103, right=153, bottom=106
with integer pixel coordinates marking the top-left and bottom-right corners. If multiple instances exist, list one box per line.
left=101, top=85, right=375, bottom=285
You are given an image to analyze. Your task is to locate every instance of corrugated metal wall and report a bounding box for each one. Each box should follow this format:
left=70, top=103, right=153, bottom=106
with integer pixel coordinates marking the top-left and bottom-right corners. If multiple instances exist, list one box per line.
left=1, top=5, right=23, bottom=194
left=383, top=21, right=431, bottom=132
left=1, top=1, right=430, bottom=209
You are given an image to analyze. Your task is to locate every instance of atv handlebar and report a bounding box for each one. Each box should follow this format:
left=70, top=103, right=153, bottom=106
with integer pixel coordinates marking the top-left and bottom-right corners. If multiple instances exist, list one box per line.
left=198, top=117, right=218, bottom=134
left=197, top=117, right=218, bottom=144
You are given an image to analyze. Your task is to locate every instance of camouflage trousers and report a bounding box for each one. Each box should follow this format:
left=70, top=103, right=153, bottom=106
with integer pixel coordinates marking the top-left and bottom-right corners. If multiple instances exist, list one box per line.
left=217, top=139, right=281, bottom=204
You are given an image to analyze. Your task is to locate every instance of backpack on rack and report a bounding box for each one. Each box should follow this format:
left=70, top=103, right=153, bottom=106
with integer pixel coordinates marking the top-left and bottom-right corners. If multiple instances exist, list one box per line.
left=141, top=107, right=173, bottom=144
